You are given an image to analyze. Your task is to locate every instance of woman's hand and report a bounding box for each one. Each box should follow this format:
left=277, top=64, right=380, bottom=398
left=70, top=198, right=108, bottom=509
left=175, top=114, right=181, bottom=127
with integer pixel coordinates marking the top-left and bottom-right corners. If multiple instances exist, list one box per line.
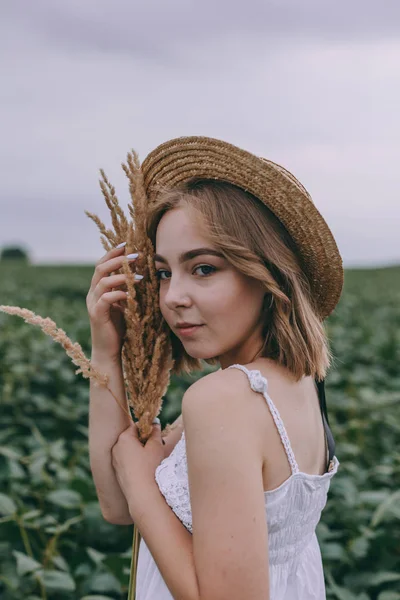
left=86, top=243, right=143, bottom=363
left=111, top=420, right=165, bottom=519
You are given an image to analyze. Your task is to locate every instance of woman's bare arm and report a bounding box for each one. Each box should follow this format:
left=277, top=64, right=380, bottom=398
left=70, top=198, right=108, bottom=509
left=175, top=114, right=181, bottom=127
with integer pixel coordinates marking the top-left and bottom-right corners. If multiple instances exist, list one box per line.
left=89, top=351, right=183, bottom=525
left=89, top=353, right=134, bottom=524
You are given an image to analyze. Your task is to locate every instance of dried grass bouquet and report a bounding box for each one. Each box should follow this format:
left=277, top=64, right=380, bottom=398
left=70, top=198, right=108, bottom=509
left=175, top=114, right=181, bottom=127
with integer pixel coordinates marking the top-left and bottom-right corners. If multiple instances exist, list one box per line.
left=1, top=150, right=175, bottom=442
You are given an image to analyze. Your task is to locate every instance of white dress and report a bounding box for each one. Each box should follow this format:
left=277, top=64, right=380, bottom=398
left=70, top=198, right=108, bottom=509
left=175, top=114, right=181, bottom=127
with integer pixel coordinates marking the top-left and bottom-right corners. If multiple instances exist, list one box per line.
left=136, top=364, right=340, bottom=600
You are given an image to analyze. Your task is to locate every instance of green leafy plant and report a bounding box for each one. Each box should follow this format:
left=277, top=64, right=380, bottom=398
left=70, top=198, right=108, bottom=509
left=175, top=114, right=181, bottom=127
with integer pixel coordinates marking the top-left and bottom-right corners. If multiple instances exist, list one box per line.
left=0, top=262, right=399, bottom=599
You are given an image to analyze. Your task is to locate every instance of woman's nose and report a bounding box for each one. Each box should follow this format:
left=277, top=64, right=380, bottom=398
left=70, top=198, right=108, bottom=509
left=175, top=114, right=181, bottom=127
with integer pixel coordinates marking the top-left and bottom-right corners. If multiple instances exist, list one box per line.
left=164, top=275, right=191, bottom=308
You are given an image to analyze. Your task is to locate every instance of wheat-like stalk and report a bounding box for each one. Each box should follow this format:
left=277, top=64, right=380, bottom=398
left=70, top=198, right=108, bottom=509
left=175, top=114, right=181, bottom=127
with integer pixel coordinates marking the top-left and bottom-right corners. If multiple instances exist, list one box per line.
left=0, top=306, right=134, bottom=418
left=0, top=149, right=175, bottom=442
left=84, top=149, right=175, bottom=442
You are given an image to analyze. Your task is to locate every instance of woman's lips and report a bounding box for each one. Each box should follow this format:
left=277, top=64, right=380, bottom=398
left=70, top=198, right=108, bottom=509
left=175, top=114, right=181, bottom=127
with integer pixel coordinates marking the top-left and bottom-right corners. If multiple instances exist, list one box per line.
left=176, top=325, right=204, bottom=336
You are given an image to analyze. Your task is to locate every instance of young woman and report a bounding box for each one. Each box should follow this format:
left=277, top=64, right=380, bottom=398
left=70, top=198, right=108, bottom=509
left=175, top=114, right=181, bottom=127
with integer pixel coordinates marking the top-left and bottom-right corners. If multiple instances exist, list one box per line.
left=87, top=137, right=343, bottom=600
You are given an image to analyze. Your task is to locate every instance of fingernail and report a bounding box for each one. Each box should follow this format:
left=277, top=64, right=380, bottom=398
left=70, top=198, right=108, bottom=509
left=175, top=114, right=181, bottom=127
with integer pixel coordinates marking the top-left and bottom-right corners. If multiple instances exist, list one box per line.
left=134, top=274, right=144, bottom=280
left=116, top=242, right=127, bottom=249
left=126, top=253, right=139, bottom=259
left=152, top=417, right=160, bottom=425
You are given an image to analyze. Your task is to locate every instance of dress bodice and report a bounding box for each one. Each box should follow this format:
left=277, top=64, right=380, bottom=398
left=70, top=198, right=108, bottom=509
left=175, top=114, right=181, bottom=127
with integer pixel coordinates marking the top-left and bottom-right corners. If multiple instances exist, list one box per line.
left=155, top=364, right=339, bottom=566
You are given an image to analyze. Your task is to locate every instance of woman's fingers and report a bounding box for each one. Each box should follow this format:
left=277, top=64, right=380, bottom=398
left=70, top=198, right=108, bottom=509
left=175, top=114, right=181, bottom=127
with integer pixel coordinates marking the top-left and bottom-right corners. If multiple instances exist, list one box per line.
left=91, top=254, right=139, bottom=289
left=97, top=242, right=127, bottom=266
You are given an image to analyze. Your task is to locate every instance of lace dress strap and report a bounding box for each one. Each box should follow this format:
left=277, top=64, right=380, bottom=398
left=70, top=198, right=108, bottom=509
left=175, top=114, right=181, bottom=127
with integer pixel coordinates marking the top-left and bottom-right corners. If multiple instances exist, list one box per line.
left=227, top=364, right=300, bottom=475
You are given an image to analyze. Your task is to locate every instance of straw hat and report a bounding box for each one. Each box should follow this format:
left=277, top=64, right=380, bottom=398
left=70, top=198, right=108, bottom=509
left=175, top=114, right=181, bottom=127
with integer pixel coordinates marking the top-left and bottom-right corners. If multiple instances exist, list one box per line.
left=141, top=136, right=343, bottom=320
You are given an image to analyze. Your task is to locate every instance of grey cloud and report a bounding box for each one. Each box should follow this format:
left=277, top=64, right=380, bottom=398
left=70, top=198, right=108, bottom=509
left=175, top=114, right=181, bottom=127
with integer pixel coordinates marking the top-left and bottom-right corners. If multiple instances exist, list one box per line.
left=1, top=1, right=399, bottom=267
left=4, top=0, right=400, bottom=63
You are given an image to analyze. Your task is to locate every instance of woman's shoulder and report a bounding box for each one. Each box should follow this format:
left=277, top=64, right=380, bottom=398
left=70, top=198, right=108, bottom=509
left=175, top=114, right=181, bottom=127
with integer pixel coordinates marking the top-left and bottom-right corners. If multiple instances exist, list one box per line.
left=185, top=366, right=252, bottom=398
left=182, top=365, right=269, bottom=436
left=186, top=359, right=298, bottom=399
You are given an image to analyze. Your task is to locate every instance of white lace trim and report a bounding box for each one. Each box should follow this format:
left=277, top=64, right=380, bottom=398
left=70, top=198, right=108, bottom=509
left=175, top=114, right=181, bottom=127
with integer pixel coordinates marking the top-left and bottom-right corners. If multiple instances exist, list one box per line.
left=227, top=364, right=300, bottom=475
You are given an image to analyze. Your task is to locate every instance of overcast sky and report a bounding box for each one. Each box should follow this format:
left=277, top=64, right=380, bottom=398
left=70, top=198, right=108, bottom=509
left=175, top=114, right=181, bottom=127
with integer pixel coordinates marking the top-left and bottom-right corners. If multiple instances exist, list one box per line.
left=1, top=1, right=399, bottom=268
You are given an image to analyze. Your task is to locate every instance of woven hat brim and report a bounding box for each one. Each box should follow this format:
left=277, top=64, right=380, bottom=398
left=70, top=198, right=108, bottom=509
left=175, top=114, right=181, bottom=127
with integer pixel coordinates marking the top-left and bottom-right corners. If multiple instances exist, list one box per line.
left=141, top=136, right=343, bottom=320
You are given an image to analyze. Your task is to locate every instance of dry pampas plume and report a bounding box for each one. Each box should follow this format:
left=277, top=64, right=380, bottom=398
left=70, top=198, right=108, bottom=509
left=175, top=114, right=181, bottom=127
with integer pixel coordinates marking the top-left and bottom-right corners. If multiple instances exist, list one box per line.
left=0, top=150, right=176, bottom=444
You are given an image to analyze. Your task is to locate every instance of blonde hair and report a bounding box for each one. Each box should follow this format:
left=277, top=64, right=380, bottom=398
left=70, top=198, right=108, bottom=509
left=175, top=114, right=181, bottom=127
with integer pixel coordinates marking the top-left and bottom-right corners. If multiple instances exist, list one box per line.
left=146, top=179, right=333, bottom=382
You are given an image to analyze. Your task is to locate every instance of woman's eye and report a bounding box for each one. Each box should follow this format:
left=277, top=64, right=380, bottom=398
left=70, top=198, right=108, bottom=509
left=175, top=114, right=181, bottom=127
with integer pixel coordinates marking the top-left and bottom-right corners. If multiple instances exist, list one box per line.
left=155, top=265, right=216, bottom=280
left=194, top=265, right=216, bottom=277
left=155, top=270, right=169, bottom=281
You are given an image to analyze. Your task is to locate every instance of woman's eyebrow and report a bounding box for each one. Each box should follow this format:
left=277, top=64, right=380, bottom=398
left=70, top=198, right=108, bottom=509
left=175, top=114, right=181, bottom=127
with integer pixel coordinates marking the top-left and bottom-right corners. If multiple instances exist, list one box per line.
left=154, top=248, right=224, bottom=264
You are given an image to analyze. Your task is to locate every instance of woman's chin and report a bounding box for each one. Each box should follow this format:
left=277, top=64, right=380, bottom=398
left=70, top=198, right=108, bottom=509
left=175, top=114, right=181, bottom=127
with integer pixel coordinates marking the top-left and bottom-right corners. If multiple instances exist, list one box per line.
left=183, top=347, right=218, bottom=360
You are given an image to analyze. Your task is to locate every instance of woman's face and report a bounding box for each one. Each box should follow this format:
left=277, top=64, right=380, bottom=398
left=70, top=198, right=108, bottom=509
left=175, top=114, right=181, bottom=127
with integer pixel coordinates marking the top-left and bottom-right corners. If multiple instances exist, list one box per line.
left=154, top=204, right=266, bottom=369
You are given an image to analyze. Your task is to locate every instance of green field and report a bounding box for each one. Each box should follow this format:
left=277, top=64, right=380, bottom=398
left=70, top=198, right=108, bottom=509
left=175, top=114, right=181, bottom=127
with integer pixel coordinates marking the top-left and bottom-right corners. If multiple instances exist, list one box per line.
left=0, top=262, right=399, bottom=600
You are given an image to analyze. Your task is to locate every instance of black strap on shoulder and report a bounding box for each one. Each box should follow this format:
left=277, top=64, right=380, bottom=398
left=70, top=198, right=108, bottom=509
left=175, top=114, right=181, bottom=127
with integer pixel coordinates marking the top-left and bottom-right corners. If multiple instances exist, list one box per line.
left=314, top=378, right=336, bottom=467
